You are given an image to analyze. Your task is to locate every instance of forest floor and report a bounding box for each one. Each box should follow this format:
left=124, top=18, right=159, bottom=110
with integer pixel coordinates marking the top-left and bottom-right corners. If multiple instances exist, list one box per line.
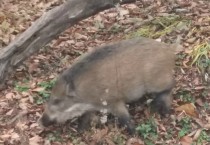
left=0, top=0, right=210, bottom=145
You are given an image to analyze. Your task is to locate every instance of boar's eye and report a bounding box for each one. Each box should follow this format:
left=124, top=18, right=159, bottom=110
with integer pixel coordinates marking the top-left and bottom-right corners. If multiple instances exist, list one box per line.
left=51, top=99, right=62, bottom=105
left=66, top=91, right=76, bottom=99
left=66, top=95, right=74, bottom=99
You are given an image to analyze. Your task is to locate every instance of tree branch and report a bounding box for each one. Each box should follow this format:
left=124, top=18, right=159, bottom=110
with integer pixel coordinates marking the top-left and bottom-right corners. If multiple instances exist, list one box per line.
left=0, top=0, right=136, bottom=89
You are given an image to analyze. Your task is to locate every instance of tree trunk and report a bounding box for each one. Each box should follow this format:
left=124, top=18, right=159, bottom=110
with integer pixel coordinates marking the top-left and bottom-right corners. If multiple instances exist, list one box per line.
left=0, top=0, right=135, bottom=89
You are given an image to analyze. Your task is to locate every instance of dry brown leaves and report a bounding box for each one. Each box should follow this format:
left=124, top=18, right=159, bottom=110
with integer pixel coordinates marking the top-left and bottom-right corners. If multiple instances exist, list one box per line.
left=126, top=138, right=144, bottom=145
left=0, top=0, right=210, bottom=145
left=180, top=136, right=193, bottom=145
left=0, top=0, right=64, bottom=47
left=175, top=103, right=199, bottom=118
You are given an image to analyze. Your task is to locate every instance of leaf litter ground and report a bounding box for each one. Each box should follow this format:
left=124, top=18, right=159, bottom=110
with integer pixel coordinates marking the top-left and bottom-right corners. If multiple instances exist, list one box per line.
left=0, top=0, right=210, bottom=145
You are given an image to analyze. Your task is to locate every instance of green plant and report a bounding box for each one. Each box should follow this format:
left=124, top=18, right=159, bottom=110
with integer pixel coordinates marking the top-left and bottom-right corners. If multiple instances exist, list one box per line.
left=175, top=53, right=188, bottom=66
left=35, top=91, right=50, bottom=104
left=191, top=42, right=210, bottom=72
left=94, top=20, right=104, bottom=29
left=126, top=15, right=187, bottom=39
left=126, top=26, right=151, bottom=38
left=136, top=118, right=158, bottom=141
left=203, top=102, right=210, bottom=111
left=38, top=79, right=56, bottom=90
left=144, top=140, right=155, bottom=145
left=34, top=80, right=56, bottom=104
left=109, top=24, right=123, bottom=33
left=15, top=85, right=30, bottom=92
left=15, top=81, right=30, bottom=92
left=178, top=117, right=192, bottom=138
left=165, top=128, right=175, bottom=140
left=112, top=134, right=126, bottom=145
left=197, top=130, right=210, bottom=144
left=67, top=132, right=84, bottom=145
left=202, top=90, right=209, bottom=98
left=177, top=90, right=194, bottom=103
left=177, top=53, right=187, bottom=60
left=47, top=131, right=63, bottom=142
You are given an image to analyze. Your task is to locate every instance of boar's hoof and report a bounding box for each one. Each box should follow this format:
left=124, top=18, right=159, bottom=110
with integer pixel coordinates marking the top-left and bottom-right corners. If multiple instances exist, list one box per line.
left=77, top=111, right=100, bottom=133
left=39, top=113, right=56, bottom=127
left=77, top=113, right=92, bottom=133
left=118, top=117, right=136, bottom=135
left=151, top=98, right=171, bottom=117
left=151, top=89, right=172, bottom=117
left=127, top=125, right=136, bottom=135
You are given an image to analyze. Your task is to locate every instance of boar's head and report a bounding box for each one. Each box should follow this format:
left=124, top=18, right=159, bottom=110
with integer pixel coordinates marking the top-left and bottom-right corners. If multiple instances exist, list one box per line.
left=38, top=77, right=93, bottom=127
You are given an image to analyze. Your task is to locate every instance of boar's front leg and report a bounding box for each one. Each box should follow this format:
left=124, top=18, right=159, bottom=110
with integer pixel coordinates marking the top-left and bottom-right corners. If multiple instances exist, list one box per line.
left=111, top=102, right=135, bottom=135
left=77, top=111, right=96, bottom=133
left=152, top=89, right=173, bottom=116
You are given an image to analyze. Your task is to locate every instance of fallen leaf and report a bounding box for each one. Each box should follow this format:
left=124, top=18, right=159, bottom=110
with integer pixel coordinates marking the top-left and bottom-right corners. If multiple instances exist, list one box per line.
left=29, top=135, right=42, bottom=145
left=28, top=95, right=34, bottom=103
left=195, top=98, right=203, bottom=107
left=203, top=124, right=210, bottom=129
left=30, top=123, right=39, bottom=129
left=0, top=12, right=6, bottom=23
left=5, top=92, right=14, bottom=100
left=126, top=137, right=144, bottom=145
left=92, top=128, right=108, bottom=142
left=155, top=38, right=161, bottom=42
left=94, top=15, right=103, bottom=22
left=30, top=83, right=36, bottom=89
left=175, top=103, right=198, bottom=118
left=144, top=109, right=150, bottom=118
left=193, top=129, right=202, bottom=141
left=125, top=4, right=138, bottom=9
left=193, top=118, right=204, bottom=127
left=119, top=8, right=129, bottom=16
left=8, top=110, right=28, bottom=125
left=0, top=102, right=8, bottom=108
left=206, top=116, right=210, bottom=123
left=74, top=33, right=88, bottom=40
left=6, top=109, right=14, bottom=115
left=187, top=130, right=197, bottom=137
left=28, top=63, right=39, bottom=74
left=186, top=37, right=196, bottom=43
left=180, top=136, right=193, bottom=145
left=21, top=91, right=30, bottom=97
left=0, top=134, right=11, bottom=140
left=11, top=132, right=20, bottom=141
left=32, top=87, right=45, bottom=92
left=19, top=102, right=28, bottom=110
left=105, top=138, right=115, bottom=145
left=194, top=86, right=205, bottom=90
left=1, top=20, right=10, bottom=31
left=158, top=123, right=166, bottom=132
left=192, top=77, right=199, bottom=85
left=13, top=93, right=21, bottom=99
left=43, top=139, right=51, bottom=145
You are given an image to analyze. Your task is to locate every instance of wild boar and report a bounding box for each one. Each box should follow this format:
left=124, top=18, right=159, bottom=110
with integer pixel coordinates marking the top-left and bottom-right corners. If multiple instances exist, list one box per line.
left=39, top=37, right=175, bottom=134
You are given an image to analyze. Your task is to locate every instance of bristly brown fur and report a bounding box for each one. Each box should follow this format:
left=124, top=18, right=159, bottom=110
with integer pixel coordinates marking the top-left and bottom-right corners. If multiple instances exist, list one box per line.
left=39, top=37, right=176, bottom=134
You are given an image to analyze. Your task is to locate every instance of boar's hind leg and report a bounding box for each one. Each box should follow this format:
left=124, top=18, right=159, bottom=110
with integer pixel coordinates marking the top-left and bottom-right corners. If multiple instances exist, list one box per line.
left=152, top=89, right=173, bottom=116
left=111, top=102, right=135, bottom=135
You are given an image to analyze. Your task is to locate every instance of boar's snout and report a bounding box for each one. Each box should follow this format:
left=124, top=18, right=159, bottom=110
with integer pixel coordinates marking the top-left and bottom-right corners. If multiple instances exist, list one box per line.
left=39, top=113, right=56, bottom=127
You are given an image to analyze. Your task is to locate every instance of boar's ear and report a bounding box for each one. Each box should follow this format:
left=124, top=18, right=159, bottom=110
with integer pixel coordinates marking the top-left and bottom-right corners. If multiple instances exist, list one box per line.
left=65, top=85, right=76, bottom=99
